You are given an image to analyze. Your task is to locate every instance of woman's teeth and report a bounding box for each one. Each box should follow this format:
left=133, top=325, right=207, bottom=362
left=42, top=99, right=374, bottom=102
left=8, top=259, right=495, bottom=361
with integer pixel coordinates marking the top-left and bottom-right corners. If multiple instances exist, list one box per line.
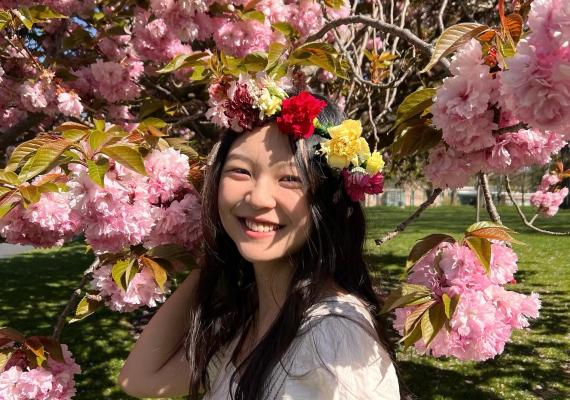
left=244, top=219, right=280, bottom=232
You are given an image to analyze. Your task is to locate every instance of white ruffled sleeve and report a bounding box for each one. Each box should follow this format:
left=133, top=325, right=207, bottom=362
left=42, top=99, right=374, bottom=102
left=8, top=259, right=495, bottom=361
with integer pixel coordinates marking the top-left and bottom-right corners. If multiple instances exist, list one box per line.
left=281, top=311, right=400, bottom=400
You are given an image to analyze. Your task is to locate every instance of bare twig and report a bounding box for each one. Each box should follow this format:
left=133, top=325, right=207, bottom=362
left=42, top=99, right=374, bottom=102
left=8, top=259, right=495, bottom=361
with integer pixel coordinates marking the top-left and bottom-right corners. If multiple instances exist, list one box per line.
left=479, top=172, right=502, bottom=224
left=306, top=15, right=449, bottom=71
left=493, top=122, right=528, bottom=135
left=505, top=176, right=570, bottom=235
left=375, top=188, right=443, bottom=245
left=438, top=0, right=449, bottom=33
left=52, top=258, right=100, bottom=340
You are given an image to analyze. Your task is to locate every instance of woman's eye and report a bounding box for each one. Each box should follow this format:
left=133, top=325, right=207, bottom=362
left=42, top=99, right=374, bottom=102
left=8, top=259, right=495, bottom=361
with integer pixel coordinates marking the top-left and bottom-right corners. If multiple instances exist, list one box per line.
left=225, top=168, right=250, bottom=176
left=282, top=175, right=301, bottom=182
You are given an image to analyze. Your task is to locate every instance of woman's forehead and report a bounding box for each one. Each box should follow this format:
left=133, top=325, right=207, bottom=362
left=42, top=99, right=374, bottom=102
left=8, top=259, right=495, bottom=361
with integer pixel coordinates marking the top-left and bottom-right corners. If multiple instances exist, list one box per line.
left=227, top=123, right=297, bottom=166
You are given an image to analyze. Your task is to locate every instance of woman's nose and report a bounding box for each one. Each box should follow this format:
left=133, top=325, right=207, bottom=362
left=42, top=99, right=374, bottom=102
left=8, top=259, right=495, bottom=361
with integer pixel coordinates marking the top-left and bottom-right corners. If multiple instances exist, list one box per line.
left=245, top=179, right=276, bottom=209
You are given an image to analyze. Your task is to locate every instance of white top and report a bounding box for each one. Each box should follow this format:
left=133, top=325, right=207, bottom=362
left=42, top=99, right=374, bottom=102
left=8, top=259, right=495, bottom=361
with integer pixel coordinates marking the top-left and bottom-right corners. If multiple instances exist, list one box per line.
left=203, top=293, right=400, bottom=400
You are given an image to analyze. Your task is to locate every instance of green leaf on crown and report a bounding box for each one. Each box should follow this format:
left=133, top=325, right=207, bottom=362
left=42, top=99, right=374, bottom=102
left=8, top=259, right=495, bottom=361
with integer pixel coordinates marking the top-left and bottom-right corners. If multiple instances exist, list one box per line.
left=101, top=145, right=147, bottom=176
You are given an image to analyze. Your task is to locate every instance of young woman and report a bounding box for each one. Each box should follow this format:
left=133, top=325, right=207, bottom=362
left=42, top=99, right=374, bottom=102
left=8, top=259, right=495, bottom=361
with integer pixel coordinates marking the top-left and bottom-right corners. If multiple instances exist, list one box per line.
left=118, top=90, right=404, bottom=399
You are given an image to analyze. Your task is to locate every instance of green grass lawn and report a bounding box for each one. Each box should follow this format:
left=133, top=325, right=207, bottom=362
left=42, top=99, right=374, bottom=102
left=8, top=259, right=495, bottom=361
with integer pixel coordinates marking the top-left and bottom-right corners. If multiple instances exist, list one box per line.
left=0, top=206, right=568, bottom=399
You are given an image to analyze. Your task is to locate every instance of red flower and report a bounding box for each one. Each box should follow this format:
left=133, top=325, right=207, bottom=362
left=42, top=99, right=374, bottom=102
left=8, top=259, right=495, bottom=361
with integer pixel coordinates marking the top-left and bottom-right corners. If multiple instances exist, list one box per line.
left=342, top=170, right=384, bottom=202
left=224, top=83, right=259, bottom=132
left=276, top=91, right=327, bottom=139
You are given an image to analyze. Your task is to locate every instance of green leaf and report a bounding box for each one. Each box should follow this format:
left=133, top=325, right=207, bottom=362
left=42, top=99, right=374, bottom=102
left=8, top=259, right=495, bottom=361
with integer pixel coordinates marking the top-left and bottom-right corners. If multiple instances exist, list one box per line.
left=465, top=221, right=521, bottom=243
left=14, top=8, right=34, bottom=30
left=0, top=349, right=15, bottom=372
left=157, top=52, right=209, bottom=73
left=28, top=5, right=67, bottom=20
left=164, top=138, right=199, bottom=160
left=140, top=118, right=167, bottom=129
left=0, top=10, right=12, bottom=31
left=401, top=319, right=422, bottom=349
left=88, top=130, right=107, bottom=153
left=290, top=42, right=345, bottom=78
left=0, top=327, right=25, bottom=343
left=93, top=119, right=105, bottom=131
left=380, top=284, right=433, bottom=314
left=421, top=23, right=489, bottom=73
left=69, top=295, right=103, bottom=323
left=24, top=337, right=46, bottom=367
left=464, top=236, right=492, bottom=273
left=19, top=184, right=41, bottom=206
left=62, top=27, right=92, bottom=49
left=18, top=139, right=73, bottom=182
left=0, top=192, right=20, bottom=218
left=241, top=52, right=268, bottom=72
left=101, top=145, right=147, bottom=176
left=392, top=89, right=437, bottom=130
left=405, top=233, right=456, bottom=272
left=6, top=136, right=53, bottom=172
left=423, top=302, right=447, bottom=347
left=266, top=42, right=286, bottom=71
left=272, top=22, right=298, bottom=39
left=0, top=170, right=20, bottom=186
left=324, top=0, right=345, bottom=9
left=190, top=66, right=208, bottom=81
left=240, top=10, right=265, bottom=23
left=87, top=158, right=109, bottom=187
left=442, top=293, right=460, bottom=320
left=61, top=129, right=88, bottom=142
left=141, top=257, right=168, bottom=292
left=391, top=118, right=442, bottom=157
left=111, top=259, right=131, bottom=291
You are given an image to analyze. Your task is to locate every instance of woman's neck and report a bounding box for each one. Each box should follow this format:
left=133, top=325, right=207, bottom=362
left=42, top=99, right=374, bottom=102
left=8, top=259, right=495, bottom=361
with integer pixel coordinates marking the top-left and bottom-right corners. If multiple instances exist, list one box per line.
left=251, top=259, right=295, bottom=336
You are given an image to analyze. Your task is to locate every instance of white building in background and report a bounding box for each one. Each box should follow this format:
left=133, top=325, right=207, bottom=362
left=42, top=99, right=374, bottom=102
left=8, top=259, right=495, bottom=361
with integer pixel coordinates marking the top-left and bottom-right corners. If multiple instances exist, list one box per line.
left=364, top=186, right=534, bottom=207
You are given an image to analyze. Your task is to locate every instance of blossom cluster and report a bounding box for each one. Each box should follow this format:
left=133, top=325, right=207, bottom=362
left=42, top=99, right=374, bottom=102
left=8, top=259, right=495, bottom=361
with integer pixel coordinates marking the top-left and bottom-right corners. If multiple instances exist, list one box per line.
left=0, top=0, right=350, bottom=134
left=394, top=241, right=540, bottom=361
left=530, top=171, right=569, bottom=217
left=427, top=1, right=570, bottom=190
left=90, top=263, right=169, bottom=312
left=0, top=345, right=81, bottom=400
left=0, top=148, right=201, bottom=253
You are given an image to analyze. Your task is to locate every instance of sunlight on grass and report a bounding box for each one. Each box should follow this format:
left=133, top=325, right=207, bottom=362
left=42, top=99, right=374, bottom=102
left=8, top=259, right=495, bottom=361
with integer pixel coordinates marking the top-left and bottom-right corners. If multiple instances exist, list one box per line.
left=0, top=206, right=568, bottom=399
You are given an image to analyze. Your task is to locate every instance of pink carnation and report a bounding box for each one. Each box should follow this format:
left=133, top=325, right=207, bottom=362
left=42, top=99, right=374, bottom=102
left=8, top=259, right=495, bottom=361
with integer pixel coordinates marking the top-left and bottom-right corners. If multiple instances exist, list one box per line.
left=90, top=263, right=168, bottom=312
left=144, top=148, right=191, bottom=204
left=0, top=191, right=80, bottom=248
left=341, top=169, right=384, bottom=202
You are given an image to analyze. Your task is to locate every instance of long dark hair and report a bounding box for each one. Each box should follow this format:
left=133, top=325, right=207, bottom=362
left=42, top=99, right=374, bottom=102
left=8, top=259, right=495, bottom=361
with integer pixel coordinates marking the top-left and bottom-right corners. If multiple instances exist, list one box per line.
left=186, top=95, right=407, bottom=399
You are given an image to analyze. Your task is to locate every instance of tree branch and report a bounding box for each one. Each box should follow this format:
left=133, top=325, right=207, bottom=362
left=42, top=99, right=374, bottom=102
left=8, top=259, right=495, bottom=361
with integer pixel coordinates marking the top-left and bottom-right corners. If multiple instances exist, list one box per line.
left=0, top=113, right=45, bottom=155
left=52, top=258, right=99, bottom=340
left=305, top=15, right=448, bottom=70
left=505, top=176, right=570, bottom=236
left=493, top=122, right=528, bottom=136
left=375, top=188, right=443, bottom=245
left=479, top=172, right=502, bottom=224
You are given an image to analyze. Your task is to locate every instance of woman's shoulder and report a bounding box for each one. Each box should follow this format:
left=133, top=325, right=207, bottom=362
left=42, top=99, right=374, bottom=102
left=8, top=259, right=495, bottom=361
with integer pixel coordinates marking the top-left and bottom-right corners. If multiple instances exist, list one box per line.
left=280, top=293, right=400, bottom=399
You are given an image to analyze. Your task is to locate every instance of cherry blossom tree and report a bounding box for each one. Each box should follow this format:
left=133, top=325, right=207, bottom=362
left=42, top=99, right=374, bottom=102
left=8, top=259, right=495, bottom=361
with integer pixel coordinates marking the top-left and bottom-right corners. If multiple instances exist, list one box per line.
left=0, top=0, right=569, bottom=397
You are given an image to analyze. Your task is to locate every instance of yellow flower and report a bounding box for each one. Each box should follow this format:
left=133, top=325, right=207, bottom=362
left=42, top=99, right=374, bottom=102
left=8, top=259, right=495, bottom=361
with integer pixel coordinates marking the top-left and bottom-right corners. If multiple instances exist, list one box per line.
left=366, top=151, right=384, bottom=174
left=258, top=88, right=282, bottom=117
left=320, top=119, right=371, bottom=169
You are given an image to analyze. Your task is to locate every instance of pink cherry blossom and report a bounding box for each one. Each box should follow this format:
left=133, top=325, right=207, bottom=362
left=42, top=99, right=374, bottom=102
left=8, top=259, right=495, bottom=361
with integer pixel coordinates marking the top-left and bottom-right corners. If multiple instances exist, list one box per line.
left=530, top=187, right=569, bottom=217
left=57, top=91, right=84, bottom=117
left=432, top=41, right=498, bottom=153
left=144, top=191, right=202, bottom=250
left=213, top=19, right=273, bottom=58
left=144, top=148, right=191, bottom=204
left=90, top=263, right=168, bottom=312
left=0, top=191, right=80, bottom=248
left=490, top=243, right=518, bottom=285
left=538, top=173, right=561, bottom=191
left=424, top=145, right=483, bottom=189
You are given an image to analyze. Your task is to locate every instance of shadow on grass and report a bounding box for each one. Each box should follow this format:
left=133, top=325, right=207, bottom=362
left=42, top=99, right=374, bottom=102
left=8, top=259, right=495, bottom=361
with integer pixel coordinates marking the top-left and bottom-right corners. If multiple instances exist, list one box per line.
left=0, top=242, right=138, bottom=400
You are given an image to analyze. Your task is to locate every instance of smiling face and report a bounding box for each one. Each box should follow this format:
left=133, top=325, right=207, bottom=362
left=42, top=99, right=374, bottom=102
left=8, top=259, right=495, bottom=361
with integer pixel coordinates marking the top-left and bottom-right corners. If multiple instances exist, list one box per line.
left=217, top=123, right=311, bottom=266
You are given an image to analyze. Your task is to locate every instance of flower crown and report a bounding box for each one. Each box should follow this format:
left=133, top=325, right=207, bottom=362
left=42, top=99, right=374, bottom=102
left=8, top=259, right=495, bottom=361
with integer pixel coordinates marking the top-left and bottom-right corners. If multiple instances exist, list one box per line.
left=206, top=73, right=385, bottom=202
